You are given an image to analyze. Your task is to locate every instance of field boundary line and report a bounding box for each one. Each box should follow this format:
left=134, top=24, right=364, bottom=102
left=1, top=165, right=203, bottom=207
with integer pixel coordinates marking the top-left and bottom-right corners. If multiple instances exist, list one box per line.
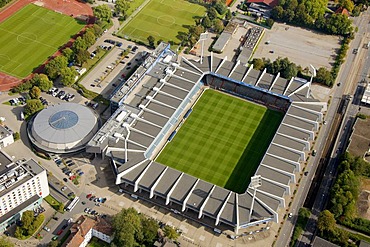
left=118, top=0, right=152, bottom=34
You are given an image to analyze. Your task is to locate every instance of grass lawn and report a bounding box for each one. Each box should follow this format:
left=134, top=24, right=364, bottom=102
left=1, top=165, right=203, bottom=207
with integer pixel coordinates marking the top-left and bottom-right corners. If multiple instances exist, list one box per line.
left=0, top=4, right=83, bottom=78
left=118, top=0, right=205, bottom=45
left=157, top=90, right=283, bottom=193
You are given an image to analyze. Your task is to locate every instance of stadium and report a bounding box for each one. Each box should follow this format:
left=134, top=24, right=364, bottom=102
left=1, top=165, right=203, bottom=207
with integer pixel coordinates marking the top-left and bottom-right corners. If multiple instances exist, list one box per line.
left=86, top=43, right=326, bottom=232
left=28, top=103, right=99, bottom=154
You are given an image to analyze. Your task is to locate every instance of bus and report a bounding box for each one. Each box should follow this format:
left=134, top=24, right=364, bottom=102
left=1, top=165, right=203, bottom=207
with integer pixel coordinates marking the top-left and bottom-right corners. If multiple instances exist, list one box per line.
left=65, top=197, right=79, bottom=212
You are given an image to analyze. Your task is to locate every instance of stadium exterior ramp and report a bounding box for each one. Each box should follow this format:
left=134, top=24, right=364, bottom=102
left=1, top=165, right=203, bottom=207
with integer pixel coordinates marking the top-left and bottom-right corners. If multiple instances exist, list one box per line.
left=86, top=43, right=327, bottom=233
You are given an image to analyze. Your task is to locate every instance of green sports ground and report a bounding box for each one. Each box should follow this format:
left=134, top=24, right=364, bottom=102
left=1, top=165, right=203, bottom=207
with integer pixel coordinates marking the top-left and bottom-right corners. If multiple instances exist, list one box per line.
left=0, top=4, right=83, bottom=78
left=118, top=0, right=206, bottom=44
left=156, top=90, right=284, bottom=193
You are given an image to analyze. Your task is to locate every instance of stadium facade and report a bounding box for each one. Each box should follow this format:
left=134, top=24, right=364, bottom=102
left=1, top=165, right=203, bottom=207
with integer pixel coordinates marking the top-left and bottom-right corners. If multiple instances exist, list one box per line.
left=28, top=103, right=99, bottom=154
left=86, top=43, right=326, bottom=232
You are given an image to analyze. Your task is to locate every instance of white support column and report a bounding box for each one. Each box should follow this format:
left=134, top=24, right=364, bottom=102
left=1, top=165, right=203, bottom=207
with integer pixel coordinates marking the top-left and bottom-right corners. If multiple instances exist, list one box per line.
left=150, top=167, right=168, bottom=198
left=242, top=64, right=254, bottom=83
left=215, top=56, right=227, bottom=74
left=216, top=192, right=232, bottom=225
left=198, top=185, right=215, bottom=218
left=166, top=173, right=184, bottom=205
left=255, top=68, right=266, bottom=87
left=182, top=179, right=199, bottom=212
left=269, top=72, right=280, bottom=91
left=228, top=60, right=240, bottom=78
left=283, top=77, right=294, bottom=96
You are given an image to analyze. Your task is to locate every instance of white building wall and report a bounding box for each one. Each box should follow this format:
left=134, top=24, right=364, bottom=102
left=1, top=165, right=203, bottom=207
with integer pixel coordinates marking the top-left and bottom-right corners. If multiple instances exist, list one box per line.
left=0, top=168, right=49, bottom=217
left=79, top=228, right=93, bottom=247
left=92, top=229, right=112, bottom=243
left=0, top=134, right=14, bottom=149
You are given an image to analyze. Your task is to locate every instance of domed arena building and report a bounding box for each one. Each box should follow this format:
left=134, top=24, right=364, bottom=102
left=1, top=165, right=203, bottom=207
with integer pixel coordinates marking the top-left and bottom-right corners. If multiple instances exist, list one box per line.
left=28, top=103, right=99, bottom=154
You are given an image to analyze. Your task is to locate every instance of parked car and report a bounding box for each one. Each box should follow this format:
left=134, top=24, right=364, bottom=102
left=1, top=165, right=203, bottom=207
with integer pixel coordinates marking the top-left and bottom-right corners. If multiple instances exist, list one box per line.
left=63, top=178, right=68, bottom=182
left=61, top=186, right=67, bottom=191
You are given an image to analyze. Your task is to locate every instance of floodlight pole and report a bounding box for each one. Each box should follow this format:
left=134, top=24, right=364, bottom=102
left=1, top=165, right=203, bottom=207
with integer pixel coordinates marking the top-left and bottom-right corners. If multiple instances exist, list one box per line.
left=249, top=175, right=262, bottom=222
left=199, top=32, right=208, bottom=65
left=307, top=64, right=316, bottom=98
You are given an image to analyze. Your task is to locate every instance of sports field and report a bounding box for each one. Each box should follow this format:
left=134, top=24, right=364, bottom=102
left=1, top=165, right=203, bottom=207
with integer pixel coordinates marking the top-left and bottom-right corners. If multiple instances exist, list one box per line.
left=118, top=0, right=206, bottom=44
left=0, top=4, right=84, bottom=78
left=157, top=90, right=283, bottom=193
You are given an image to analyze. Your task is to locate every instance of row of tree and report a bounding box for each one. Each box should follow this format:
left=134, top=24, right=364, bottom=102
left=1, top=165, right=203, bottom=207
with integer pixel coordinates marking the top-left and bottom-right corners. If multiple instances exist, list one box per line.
left=0, top=0, right=10, bottom=8
left=112, top=208, right=179, bottom=247
left=271, top=0, right=353, bottom=35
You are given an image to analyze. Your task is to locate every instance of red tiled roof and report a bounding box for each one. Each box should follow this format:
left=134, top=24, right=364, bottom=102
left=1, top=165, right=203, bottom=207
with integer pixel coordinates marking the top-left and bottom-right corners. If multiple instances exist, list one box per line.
left=62, top=216, right=96, bottom=247
left=247, top=0, right=279, bottom=7
left=335, top=7, right=349, bottom=16
left=93, top=217, right=114, bottom=236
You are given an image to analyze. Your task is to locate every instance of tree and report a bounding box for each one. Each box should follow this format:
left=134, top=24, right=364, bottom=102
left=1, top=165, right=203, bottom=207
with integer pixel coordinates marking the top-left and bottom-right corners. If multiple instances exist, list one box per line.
left=252, top=58, right=266, bottom=71
left=315, top=67, right=333, bottom=86
left=47, top=240, right=59, bottom=247
left=82, top=30, right=96, bottom=47
left=265, top=18, right=274, bottom=27
left=139, top=217, right=159, bottom=245
left=60, top=67, right=78, bottom=86
left=225, top=9, right=232, bottom=20
left=338, top=0, right=354, bottom=12
left=208, top=7, right=218, bottom=20
left=281, top=63, right=298, bottom=79
left=0, top=237, right=14, bottom=247
left=113, top=208, right=142, bottom=247
left=214, top=2, right=227, bottom=15
left=72, top=36, right=87, bottom=53
left=271, top=6, right=284, bottom=20
left=29, top=74, right=53, bottom=92
left=202, top=16, right=212, bottom=28
left=62, top=48, right=74, bottom=63
left=29, top=86, right=41, bottom=99
left=326, top=13, right=353, bottom=35
left=13, top=132, right=20, bottom=141
left=147, top=35, right=155, bottom=48
left=76, top=50, right=90, bottom=65
left=45, top=56, right=68, bottom=80
left=213, top=19, right=224, bottom=33
left=93, top=4, right=112, bottom=23
left=115, top=0, right=130, bottom=16
left=91, top=24, right=103, bottom=37
left=317, top=210, right=336, bottom=235
left=24, top=99, right=43, bottom=117
left=163, top=225, right=179, bottom=240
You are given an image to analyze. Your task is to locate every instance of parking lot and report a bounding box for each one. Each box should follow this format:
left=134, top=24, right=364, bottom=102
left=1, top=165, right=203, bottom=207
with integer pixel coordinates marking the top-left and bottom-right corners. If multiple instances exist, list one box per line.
left=253, top=22, right=341, bottom=69
left=80, top=38, right=149, bottom=99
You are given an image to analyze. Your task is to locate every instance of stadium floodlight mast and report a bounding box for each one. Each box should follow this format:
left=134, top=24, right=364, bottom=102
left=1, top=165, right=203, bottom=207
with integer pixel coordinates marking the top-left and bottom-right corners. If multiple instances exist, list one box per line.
left=307, top=64, right=316, bottom=98
left=199, top=32, right=209, bottom=64
left=249, top=175, right=262, bottom=222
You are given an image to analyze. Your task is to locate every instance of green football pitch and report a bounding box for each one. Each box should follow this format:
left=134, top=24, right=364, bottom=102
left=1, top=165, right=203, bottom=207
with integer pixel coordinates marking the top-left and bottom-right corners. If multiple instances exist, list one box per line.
left=156, top=90, right=284, bottom=193
left=0, top=4, right=84, bottom=78
left=118, top=0, right=206, bottom=44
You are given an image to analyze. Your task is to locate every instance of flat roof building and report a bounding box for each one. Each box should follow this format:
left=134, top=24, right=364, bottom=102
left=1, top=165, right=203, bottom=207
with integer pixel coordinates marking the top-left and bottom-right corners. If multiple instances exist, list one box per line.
left=0, top=125, right=14, bottom=149
left=28, top=103, right=99, bottom=154
left=0, top=158, right=49, bottom=232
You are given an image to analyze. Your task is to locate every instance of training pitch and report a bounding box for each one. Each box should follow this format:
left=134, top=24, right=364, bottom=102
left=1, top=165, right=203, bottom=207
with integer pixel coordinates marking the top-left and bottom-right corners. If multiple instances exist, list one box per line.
left=118, top=0, right=206, bottom=44
left=157, top=90, right=283, bottom=193
left=0, top=4, right=84, bottom=78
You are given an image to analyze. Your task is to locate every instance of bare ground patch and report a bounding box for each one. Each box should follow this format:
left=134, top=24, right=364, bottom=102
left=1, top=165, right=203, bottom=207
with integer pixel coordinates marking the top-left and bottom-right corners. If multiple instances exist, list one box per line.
left=253, top=23, right=341, bottom=70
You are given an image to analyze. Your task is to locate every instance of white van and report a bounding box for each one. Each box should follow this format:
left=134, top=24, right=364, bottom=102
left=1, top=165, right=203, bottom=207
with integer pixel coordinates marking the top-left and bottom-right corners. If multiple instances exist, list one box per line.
left=20, top=112, right=25, bottom=120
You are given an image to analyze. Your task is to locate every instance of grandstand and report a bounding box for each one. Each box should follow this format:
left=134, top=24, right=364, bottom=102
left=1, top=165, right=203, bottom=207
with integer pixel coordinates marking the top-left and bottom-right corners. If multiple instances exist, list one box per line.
left=86, top=43, right=326, bottom=233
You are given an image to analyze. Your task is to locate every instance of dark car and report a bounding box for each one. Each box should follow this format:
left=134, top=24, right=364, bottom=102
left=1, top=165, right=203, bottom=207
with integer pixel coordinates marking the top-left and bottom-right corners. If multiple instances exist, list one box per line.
left=68, top=192, right=75, bottom=197
left=63, top=178, right=68, bottom=182
left=4, top=231, right=10, bottom=236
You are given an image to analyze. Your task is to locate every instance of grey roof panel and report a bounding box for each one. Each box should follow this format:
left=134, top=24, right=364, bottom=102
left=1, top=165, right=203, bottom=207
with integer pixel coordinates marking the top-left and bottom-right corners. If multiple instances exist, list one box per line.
left=186, top=180, right=213, bottom=210
left=140, top=111, right=168, bottom=126
left=203, top=186, right=230, bottom=216
left=243, top=69, right=260, bottom=86
left=146, top=101, right=175, bottom=117
left=278, top=124, right=310, bottom=141
left=258, top=179, right=286, bottom=198
left=257, top=165, right=291, bottom=185
left=166, top=77, right=194, bottom=91
left=229, top=64, right=248, bottom=82
left=121, top=160, right=151, bottom=182
left=287, top=106, right=319, bottom=121
left=154, top=168, right=182, bottom=196
left=255, top=191, right=280, bottom=212
left=138, top=162, right=166, bottom=189
left=262, top=154, right=296, bottom=173
left=216, top=60, right=234, bottom=77
left=272, top=134, right=306, bottom=151
left=161, top=85, right=188, bottom=99
left=219, top=192, right=236, bottom=225
left=284, top=115, right=315, bottom=131
left=129, top=131, right=153, bottom=147
left=268, top=144, right=301, bottom=162
left=258, top=73, right=274, bottom=90
left=154, top=93, right=182, bottom=108
left=270, top=77, right=288, bottom=95
left=170, top=174, right=197, bottom=202
left=134, top=121, right=161, bottom=137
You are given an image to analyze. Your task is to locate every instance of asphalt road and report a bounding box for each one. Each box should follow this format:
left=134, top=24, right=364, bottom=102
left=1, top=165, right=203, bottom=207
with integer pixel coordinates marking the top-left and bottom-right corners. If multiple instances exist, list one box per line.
left=297, top=9, right=370, bottom=247
left=275, top=9, right=370, bottom=247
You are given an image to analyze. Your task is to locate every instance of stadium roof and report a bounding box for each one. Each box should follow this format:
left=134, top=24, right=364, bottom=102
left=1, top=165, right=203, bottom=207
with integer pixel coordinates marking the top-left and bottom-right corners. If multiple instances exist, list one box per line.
left=86, top=43, right=326, bottom=232
left=28, top=103, right=99, bottom=154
